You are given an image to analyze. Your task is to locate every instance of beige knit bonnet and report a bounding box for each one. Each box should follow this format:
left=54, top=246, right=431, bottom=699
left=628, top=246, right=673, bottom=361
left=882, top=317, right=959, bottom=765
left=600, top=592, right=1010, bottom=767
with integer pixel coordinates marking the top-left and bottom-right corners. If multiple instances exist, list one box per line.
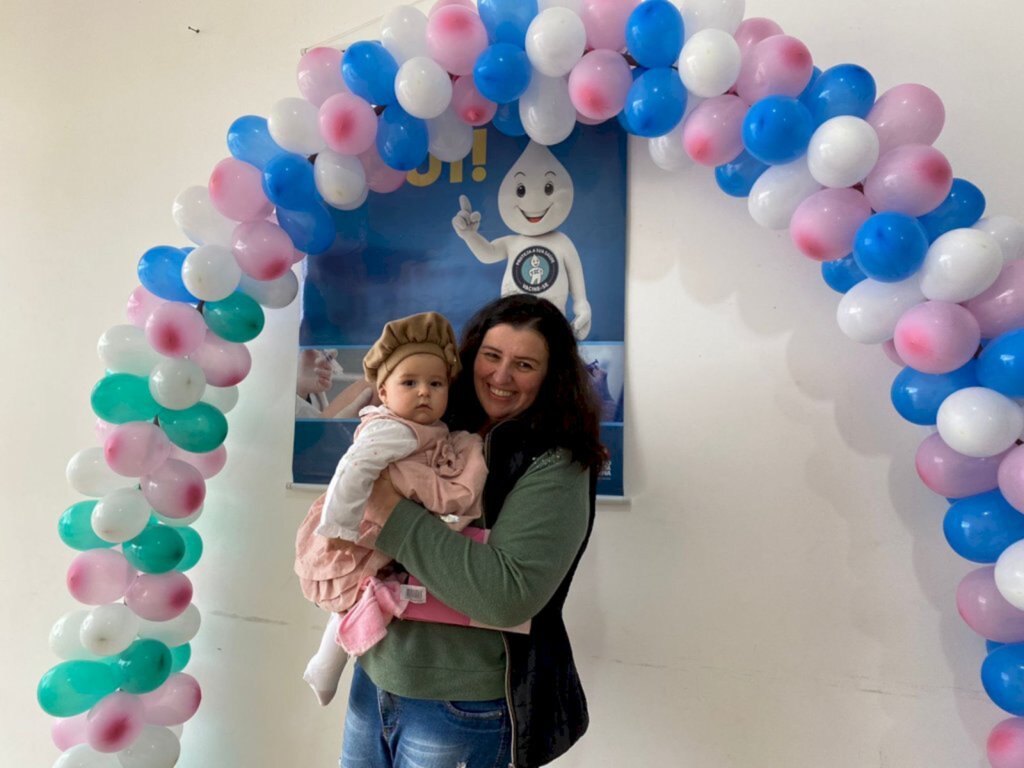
left=362, top=311, right=461, bottom=386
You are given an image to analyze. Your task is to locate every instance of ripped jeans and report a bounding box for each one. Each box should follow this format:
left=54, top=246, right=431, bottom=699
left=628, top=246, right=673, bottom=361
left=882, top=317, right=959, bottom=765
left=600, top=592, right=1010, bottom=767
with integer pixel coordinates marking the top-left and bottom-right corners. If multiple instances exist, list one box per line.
left=341, top=664, right=513, bottom=768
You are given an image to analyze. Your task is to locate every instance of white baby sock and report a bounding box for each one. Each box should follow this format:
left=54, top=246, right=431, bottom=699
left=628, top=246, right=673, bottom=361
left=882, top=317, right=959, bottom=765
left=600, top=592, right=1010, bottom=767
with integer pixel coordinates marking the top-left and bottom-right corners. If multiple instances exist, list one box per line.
left=303, top=612, right=349, bottom=706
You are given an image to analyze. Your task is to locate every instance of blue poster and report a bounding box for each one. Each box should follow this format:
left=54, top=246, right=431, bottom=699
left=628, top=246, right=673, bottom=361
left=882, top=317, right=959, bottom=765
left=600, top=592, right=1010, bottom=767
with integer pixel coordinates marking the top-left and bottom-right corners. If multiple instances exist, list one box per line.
left=294, top=121, right=627, bottom=496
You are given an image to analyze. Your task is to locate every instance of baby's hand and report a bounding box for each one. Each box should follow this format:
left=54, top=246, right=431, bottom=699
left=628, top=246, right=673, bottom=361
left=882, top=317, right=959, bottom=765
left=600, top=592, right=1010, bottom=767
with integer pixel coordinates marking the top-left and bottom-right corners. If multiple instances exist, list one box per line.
left=452, top=194, right=481, bottom=238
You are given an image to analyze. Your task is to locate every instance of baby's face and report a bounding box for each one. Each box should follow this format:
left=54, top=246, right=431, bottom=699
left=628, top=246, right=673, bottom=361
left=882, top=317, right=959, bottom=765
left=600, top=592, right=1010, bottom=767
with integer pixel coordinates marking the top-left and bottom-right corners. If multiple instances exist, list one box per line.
left=378, top=353, right=449, bottom=425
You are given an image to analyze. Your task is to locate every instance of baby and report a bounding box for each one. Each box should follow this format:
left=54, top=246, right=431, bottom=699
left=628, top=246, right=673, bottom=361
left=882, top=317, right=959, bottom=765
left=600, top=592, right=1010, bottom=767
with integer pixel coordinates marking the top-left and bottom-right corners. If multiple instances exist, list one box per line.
left=294, top=312, right=487, bottom=705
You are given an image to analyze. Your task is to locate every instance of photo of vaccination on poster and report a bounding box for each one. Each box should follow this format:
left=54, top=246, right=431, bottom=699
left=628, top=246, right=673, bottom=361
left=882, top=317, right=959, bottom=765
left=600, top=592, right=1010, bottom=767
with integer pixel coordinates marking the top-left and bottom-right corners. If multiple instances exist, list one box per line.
left=293, top=121, right=627, bottom=496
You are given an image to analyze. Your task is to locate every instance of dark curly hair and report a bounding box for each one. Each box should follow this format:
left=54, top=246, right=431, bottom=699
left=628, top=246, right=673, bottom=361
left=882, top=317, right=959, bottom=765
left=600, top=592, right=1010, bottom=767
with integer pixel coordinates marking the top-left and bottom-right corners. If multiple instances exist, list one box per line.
left=446, top=295, right=606, bottom=474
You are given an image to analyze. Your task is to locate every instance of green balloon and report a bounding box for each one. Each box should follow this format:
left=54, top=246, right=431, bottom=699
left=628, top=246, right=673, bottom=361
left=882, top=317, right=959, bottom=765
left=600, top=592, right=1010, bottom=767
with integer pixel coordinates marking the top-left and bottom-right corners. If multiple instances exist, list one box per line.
left=91, top=374, right=160, bottom=423
left=123, top=525, right=185, bottom=573
left=37, top=660, right=119, bottom=716
left=169, top=643, right=192, bottom=673
left=175, top=527, right=203, bottom=571
left=159, top=402, right=228, bottom=453
left=58, top=500, right=113, bottom=551
left=116, top=639, right=172, bottom=694
left=203, top=292, right=265, bottom=343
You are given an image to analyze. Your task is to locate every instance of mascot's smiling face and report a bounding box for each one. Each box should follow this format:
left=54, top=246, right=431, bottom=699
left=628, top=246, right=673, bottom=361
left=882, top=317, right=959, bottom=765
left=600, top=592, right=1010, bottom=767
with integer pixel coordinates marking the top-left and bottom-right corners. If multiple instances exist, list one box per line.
left=498, top=141, right=575, bottom=236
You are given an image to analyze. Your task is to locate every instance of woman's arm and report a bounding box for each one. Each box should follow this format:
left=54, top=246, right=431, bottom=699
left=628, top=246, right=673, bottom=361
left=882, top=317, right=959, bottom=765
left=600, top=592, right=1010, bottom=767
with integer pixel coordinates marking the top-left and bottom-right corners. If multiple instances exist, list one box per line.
left=373, top=450, right=590, bottom=627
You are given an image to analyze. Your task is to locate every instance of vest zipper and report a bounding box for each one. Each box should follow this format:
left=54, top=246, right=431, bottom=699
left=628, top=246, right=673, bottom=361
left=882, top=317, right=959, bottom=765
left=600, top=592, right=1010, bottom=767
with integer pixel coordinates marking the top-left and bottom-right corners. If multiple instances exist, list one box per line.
left=501, top=631, right=519, bottom=767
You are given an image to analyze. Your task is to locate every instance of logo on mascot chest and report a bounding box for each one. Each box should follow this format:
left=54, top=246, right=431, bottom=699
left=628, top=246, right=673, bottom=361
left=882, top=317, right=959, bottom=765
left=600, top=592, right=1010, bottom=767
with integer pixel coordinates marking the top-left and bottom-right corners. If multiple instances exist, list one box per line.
left=511, top=246, right=559, bottom=294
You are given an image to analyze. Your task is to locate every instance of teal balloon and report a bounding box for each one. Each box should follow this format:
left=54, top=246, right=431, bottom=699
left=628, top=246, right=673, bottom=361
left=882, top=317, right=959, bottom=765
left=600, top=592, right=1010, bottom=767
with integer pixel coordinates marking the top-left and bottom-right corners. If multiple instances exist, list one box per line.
left=116, top=639, right=172, bottom=694
left=170, top=643, right=192, bottom=673
left=91, top=374, right=160, bottom=423
left=175, top=527, right=203, bottom=571
left=159, top=402, right=228, bottom=453
left=203, top=292, right=265, bottom=343
left=58, top=500, right=113, bottom=551
left=38, top=660, right=119, bottom=716
left=124, top=525, right=185, bottom=573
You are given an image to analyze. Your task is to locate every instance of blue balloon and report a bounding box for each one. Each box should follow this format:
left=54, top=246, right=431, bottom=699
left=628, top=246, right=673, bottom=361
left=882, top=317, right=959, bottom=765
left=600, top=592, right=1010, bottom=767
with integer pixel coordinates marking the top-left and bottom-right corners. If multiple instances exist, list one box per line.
left=917, top=178, right=986, bottom=242
left=492, top=100, right=525, bottom=137
left=944, top=491, right=1024, bottom=563
left=715, top=151, right=769, bottom=198
left=262, top=153, right=318, bottom=210
left=616, top=67, right=647, bottom=133
left=276, top=203, right=336, bottom=255
left=988, top=640, right=1008, bottom=654
left=342, top=42, right=398, bottom=106
left=890, top=360, right=978, bottom=425
left=376, top=104, right=429, bottom=172
left=226, top=116, right=282, bottom=170
left=478, top=0, right=537, bottom=46
left=138, top=246, right=196, bottom=303
left=622, top=67, right=686, bottom=138
left=625, top=0, right=684, bottom=68
left=853, top=212, right=929, bottom=282
left=800, top=64, right=876, bottom=125
left=982, top=643, right=1024, bottom=715
left=978, top=328, right=1024, bottom=397
left=821, top=254, right=867, bottom=294
left=473, top=43, right=532, bottom=104
left=741, top=96, right=813, bottom=165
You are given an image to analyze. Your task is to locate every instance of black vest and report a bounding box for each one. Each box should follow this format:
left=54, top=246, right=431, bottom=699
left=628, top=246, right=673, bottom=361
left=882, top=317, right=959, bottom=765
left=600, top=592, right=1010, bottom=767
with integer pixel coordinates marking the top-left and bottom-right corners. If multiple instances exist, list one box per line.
left=483, top=420, right=597, bottom=768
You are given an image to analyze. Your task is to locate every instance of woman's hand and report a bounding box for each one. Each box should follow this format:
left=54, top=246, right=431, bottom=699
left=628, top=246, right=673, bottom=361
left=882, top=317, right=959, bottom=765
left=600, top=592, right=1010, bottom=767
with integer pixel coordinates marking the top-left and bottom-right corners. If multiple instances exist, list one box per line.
left=364, top=470, right=403, bottom=529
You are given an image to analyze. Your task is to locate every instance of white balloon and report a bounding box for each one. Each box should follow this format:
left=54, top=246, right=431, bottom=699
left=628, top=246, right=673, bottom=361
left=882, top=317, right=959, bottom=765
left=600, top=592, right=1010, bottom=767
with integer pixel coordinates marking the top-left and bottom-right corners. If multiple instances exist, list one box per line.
left=154, top=506, right=203, bottom=528
left=919, top=228, right=1004, bottom=303
left=747, top=160, right=822, bottom=230
left=137, top=604, right=201, bottom=646
left=314, top=149, right=368, bottom=209
left=67, top=447, right=127, bottom=497
left=395, top=56, right=452, bottom=119
left=539, top=0, right=582, bottom=12
left=975, top=214, right=1024, bottom=261
left=335, top=185, right=370, bottom=211
left=427, top=107, right=474, bottom=163
left=171, top=186, right=235, bottom=247
left=679, top=0, right=746, bottom=38
left=116, top=725, right=181, bottom=768
left=80, top=603, right=140, bottom=656
left=149, top=358, right=206, bottom=411
left=806, top=116, right=879, bottom=188
left=50, top=609, right=100, bottom=660
left=181, top=244, right=241, bottom=302
left=836, top=277, right=924, bottom=344
left=526, top=7, right=587, bottom=78
left=381, top=5, right=429, bottom=64
left=647, top=120, right=690, bottom=172
left=200, top=384, right=239, bottom=414
left=54, top=744, right=120, bottom=768
left=937, top=387, right=1024, bottom=458
left=238, top=270, right=299, bottom=309
left=996, top=540, right=1024, bottom=611
left=267, top=97, right=324, bottom=155
left=92, top=488, right=151, bottom=543
left=677, top=29, right=741, bottom=98
left=520, top=74, right=577, bottom=146
left=98, top=325, right=161, bottom=377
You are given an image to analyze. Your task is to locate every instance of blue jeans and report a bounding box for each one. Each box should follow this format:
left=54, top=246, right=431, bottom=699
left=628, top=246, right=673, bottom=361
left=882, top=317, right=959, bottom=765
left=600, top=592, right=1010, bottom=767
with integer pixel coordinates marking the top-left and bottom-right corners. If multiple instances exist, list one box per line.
left=341, top=664, right=513, bottom=768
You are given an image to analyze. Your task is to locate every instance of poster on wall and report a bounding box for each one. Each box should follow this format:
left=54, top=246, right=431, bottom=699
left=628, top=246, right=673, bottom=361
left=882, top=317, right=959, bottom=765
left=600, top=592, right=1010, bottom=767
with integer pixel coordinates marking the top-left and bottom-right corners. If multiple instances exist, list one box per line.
left=293, top=121, right=627, bottom=496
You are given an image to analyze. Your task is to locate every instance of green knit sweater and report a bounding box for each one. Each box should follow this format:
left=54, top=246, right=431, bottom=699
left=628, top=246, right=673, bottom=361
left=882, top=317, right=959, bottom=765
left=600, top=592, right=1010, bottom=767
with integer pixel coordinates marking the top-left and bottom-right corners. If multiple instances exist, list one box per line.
left=360, top=449, right=590, bottom=701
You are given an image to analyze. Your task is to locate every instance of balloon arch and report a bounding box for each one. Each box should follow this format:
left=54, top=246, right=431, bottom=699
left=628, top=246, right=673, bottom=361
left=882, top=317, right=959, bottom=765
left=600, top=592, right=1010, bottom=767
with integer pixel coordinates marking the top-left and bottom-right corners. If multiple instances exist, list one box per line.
left=37, top=1, right=1024, bottom=766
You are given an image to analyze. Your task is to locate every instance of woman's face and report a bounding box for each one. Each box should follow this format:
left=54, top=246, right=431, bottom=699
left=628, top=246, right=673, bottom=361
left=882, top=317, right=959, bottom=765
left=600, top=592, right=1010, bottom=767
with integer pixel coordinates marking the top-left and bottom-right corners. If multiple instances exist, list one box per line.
left=473, top=324, right=549, bottom=425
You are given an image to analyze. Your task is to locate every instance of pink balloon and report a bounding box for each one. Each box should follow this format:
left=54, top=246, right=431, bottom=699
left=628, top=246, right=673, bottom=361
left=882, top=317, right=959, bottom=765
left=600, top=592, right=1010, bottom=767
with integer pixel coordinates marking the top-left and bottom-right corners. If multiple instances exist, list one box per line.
left=94, top=418, right=118, bottom=443
left=734, top=18, right=784, bottom=58
left=140, top=674, right=202, bottom=726
left=789, top=188, right=872, bottom=262
left=296, top=47, right=347, bottom=108
left=863, top=144, right=953, bottom=217
left=964, top=261, right=1024, bottom=338
left=126, top=286, right=165, bottom=328
left=989, top=718, right=1024, bottom=768
left=957, top=567, right=1024, bottom=643
left=867, top=84, right=945, bottom=156
left=451, top=75, right=497, bottom=126
left=426, top=6, right=489, bottom=76
left=52, top=714, right=89, bottom=750
left=188, top=330, right=252, bottom=387
left=86, top=692, right=145, bottom=753
left=208, top=158, right=273, bottom=222
left=169, top=444, right=227, bottom=480
left=67, top=550, right=137, bottom=605
left=916, top=433, right=1005, bottom=498
left=104, top=423, right=171, bottom=477
left=881, top=339, right=905, bottom=366
left=359, top=146, right=407, bottom=193
left=580, top=0, right=640, bottom=52
left=429, top=0, right=475, bottom=16
left=126, top=572, right=193, bottom=621
left=319, top=93, right=378, bottom=156
left=681, top=95, right=748, bottom=166
left=998, top=446, right=1024, bottom=514
left=892, top=301, right=980, bottom=374
left=568, top=50, right=633, bottom=121
left=141, top=458, right=206, bottom=519
left=145, top=303, right=207, bottom=358
left=575, top=111, right=608, bottom=127
left=734, top=35, right=813, bottom=104
left=231, top=220, right=293, bottom=281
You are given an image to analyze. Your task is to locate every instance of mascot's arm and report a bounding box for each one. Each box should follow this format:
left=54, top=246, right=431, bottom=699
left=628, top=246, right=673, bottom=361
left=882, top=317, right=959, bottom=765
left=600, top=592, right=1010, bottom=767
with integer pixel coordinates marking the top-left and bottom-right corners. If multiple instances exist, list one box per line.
left=452, top=194, right=505, bottom=264
left=562, top=237, right=592, bottom=339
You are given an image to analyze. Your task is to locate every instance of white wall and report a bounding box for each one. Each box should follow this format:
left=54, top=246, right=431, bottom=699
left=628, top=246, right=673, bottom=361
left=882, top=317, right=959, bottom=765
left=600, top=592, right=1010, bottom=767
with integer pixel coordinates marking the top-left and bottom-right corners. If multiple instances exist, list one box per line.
left=2, top=1, right=1020, bottom=765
